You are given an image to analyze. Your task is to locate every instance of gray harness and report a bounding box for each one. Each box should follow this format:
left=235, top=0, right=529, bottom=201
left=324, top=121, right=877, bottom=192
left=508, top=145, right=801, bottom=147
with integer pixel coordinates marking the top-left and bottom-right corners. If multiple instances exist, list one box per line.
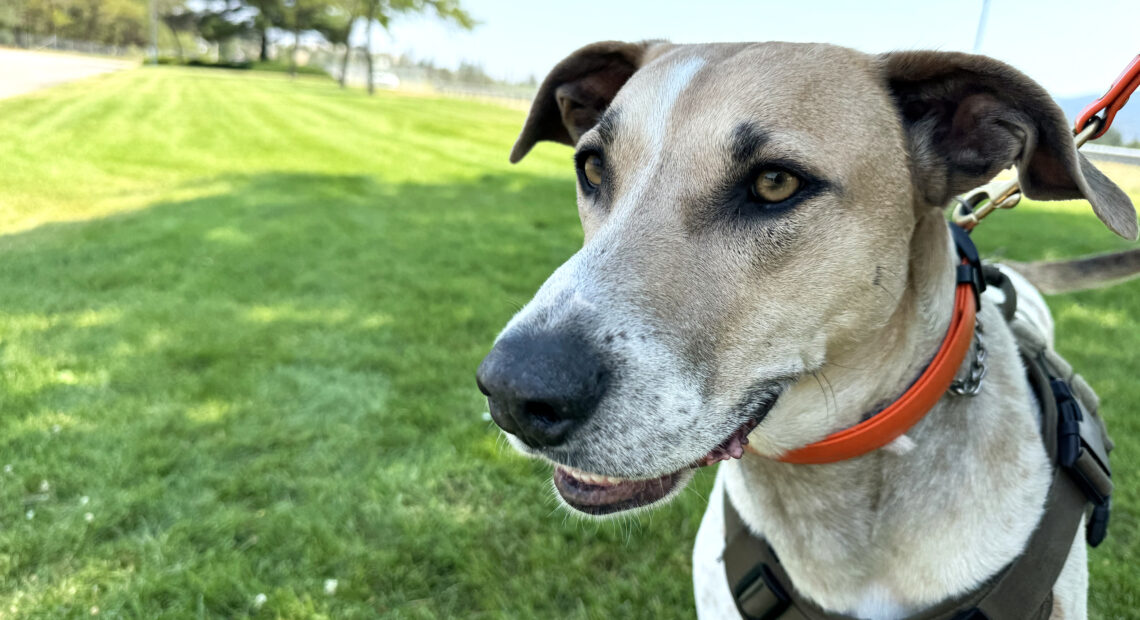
left=723, top=265, right=1114, bottom=620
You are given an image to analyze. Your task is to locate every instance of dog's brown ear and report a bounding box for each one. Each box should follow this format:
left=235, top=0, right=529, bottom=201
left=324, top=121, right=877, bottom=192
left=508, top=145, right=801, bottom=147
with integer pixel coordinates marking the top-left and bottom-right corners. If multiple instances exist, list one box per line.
left=510, top=40, right=668, bottom=163
left=881, top=50, right=1137, bottom=240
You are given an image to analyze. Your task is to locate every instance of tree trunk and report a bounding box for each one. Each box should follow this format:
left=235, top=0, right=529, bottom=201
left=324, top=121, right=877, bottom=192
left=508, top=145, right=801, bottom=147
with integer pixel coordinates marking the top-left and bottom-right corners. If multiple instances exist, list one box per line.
left=168, top=25, right=184, bottom=61
left=337, top=16, right=354, bottom=88
left=339, top=44, right=351, bottom=88
left=259, top=26, right=269, bottom=62
left=290, top=26, right=299, bottom=78
left=365, top=0, right=375, bottom=95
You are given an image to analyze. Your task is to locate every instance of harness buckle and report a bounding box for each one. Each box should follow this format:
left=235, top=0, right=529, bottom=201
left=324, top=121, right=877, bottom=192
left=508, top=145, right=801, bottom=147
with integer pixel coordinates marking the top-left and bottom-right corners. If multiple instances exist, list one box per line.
left=1053, top=379, right=1083, bottom=468
left=732, top=563, right=791, bottom=620
left=1087, top=500, right=1111, bottom=548
left=949, top=224, right=986, bottom=308
left=1051, top=376, right=1114, bottom=545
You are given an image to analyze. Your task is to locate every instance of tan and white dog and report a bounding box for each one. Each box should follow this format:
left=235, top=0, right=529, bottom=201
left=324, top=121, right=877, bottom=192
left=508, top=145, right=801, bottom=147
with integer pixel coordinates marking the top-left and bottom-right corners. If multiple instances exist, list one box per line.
left=476, top=41, right=1137, bottom=619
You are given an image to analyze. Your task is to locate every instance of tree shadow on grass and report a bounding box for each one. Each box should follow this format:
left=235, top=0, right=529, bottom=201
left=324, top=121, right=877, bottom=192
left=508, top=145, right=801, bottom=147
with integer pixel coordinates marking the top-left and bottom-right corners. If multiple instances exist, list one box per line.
left=0, top=171, right=662, bottom=617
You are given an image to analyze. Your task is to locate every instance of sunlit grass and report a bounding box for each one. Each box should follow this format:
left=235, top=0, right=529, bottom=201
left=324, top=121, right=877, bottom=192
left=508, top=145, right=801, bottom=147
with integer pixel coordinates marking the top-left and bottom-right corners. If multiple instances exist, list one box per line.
left=0, top=66, right=1137, bottom=617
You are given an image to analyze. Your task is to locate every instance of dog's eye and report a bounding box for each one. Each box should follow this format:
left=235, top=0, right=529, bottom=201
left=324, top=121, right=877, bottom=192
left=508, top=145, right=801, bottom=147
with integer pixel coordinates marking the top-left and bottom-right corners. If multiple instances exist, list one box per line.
left=579, top=153, right=604, bottom=190
left=751, top=169, right=802, bottom=203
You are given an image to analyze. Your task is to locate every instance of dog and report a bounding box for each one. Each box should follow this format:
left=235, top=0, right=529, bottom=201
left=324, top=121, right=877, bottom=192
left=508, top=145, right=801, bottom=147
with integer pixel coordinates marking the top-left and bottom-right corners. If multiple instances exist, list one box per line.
left=476, top=40, right=1137, bottom=619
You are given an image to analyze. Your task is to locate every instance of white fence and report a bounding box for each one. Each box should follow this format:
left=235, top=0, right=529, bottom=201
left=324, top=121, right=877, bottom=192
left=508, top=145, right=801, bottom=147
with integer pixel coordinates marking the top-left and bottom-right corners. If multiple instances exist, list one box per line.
left=4, top=33, right=141, bottom=57
left=1083, top=144, right=1140, bottom=166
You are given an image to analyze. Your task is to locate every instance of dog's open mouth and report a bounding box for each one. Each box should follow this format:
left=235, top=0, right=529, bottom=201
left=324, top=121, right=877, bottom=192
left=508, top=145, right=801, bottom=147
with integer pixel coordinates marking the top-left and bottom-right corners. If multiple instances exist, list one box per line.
left=553, top=416, right=763, bottom=515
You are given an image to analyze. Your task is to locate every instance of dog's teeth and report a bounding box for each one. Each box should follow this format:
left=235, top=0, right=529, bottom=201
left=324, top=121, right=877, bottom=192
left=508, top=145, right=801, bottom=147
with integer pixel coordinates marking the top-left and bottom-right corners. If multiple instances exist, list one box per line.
left=559, top=465, right=629, bottom=485
left=561, top=467, right=627, bottom=485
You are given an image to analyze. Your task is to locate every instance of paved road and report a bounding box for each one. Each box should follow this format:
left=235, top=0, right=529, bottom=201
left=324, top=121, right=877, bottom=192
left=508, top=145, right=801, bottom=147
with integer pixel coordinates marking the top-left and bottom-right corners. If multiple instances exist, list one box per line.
left=1083, top=144, right=1140, bottom=167
left=0, top=48, right=136, bottom=100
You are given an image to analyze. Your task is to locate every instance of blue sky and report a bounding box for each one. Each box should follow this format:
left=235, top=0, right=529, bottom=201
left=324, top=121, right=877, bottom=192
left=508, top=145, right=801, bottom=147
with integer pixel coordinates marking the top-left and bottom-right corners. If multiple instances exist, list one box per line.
left=362, top=0, right=1139, bottom=97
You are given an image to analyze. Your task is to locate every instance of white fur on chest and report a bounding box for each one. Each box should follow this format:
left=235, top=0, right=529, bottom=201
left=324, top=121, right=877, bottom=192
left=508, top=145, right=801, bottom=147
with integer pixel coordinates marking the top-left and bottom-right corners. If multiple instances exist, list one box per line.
left=691, top=287, right=1089, bottom=619
left=693, top=471, right=912, bottom=620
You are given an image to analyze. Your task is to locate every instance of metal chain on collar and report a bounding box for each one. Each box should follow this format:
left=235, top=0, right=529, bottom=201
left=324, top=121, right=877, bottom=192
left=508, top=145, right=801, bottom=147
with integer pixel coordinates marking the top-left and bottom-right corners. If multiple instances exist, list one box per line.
left=950, top=319, right=987, bottom=396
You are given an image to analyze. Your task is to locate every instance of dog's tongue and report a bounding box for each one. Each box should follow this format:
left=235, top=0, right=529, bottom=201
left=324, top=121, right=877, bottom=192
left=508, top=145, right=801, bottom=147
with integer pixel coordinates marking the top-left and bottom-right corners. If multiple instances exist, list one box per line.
left=695, top=421, right=755, bottom=467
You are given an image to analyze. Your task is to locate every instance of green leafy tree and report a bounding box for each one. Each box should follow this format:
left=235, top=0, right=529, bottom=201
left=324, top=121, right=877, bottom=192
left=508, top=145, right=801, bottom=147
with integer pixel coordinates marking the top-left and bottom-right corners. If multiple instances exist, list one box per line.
left=311, top=0, right=359, bottom=87
left=1093, top=128, right=1125, bottom=147
left=193, top=0, right=253, bottom=55
left=245, top=0, right=284, bottom=60
left=281, top=0, right=328, bottom=76
left=0, top=0, right=26, bottom=43
left=158, top=0, right=196, bottom=61
left=361, top=0, right=474, bottom=94
left=11, top=0, right=159, bottom=47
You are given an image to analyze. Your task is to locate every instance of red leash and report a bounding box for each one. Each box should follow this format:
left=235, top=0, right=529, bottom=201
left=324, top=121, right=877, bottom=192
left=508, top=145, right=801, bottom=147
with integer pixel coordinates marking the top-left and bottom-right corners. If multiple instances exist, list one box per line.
left=1075, top=54, right=1140, bottom=139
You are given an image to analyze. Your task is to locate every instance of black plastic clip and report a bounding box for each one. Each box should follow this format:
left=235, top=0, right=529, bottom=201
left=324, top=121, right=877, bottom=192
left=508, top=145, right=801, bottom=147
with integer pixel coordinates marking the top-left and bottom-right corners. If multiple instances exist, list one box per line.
left=1088, top=499, right=1111, bottom=547
left=1051, top=376, right=1114, bottom=545
left=949, top=223, right=986, bottom=309
left=733, top=563, right=791, bottom=620
left=1052, top=378, right=1083, bottom=469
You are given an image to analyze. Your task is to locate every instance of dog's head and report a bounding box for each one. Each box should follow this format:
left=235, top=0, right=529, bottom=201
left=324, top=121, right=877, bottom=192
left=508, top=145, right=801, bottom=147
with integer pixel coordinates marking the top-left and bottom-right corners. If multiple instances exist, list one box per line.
left=477, top=41, right=1136, bottom=516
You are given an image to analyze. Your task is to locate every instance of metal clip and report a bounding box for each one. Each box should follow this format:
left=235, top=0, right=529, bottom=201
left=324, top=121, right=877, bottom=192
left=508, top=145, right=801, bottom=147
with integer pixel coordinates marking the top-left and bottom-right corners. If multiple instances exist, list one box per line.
left=948, top=120, right=1104, bottom=231
left=950, top=178, right=1022, bottom=231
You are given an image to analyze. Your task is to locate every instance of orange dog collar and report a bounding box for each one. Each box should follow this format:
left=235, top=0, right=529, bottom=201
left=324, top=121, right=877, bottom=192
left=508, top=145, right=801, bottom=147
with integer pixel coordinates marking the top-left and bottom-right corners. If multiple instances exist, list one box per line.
left=771, top=224, right=983, bottom=465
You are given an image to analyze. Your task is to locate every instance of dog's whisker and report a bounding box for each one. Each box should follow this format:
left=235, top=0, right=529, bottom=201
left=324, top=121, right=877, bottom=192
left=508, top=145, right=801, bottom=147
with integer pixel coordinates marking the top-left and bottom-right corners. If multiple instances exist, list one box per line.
left=819, top=360, right=866, bottom=371
left=810, top=371, right=835, bottom=420
left=819, top=371, right=838, bottom=411
left=685, top=479, right=710, bottom=505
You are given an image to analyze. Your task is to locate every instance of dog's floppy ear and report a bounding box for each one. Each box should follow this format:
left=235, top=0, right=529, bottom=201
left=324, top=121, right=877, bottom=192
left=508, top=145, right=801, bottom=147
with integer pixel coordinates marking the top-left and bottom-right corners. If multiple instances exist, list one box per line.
left=881, top=50, right=1137, bottom=240
left=510, top=40, right=668, bottom=163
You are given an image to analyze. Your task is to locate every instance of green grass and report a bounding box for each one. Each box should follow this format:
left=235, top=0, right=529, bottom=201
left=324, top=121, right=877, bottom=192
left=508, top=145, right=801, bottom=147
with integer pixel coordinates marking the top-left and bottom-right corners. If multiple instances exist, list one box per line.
left=0, top=65, right=1137, bottom=618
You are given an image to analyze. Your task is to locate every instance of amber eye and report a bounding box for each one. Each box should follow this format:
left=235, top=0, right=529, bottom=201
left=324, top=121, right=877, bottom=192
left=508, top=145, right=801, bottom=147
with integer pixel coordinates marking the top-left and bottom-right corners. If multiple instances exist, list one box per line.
left=751, top=169, right=802, bottom=203
left=581, top=154, right=604, bottom=189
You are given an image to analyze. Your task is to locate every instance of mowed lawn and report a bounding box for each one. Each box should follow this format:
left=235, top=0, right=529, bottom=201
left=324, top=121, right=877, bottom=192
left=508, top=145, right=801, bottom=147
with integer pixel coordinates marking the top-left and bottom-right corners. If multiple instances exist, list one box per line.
left=0, top=67, right=1138, bottom=618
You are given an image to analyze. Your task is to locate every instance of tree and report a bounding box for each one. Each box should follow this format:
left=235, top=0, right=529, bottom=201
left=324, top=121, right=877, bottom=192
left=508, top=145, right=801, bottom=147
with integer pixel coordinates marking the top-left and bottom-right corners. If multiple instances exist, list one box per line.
left=282, top=0, right=327, bottom=76
left=193, top=0, right=253, bottom=58
left=2, top=0, right=476, bottom=85
left=310, top=0, right=359, bottom=87
left=158, top=1, right=196, bottom=61
left=15, top=0, right=149, bottom=46
left=361, top=0, right=474, bottom=95
left=0, top=0, right=26, bottom=43
left=1093, top=128, right=1125, bottom=147
left=245, top=0, right=283, bottom=61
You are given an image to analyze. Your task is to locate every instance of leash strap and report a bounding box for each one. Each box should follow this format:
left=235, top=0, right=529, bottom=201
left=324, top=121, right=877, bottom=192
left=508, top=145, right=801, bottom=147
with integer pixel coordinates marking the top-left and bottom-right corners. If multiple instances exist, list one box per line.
left=1074, top=54, right=1140, bottom=140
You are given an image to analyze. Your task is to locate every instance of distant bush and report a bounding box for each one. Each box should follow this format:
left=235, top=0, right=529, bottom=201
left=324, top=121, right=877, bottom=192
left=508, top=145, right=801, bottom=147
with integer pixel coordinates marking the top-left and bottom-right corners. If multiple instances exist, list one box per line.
left=150, top=57, right=329, bottom=78
left=249, top=60, right=328, bottom=77
left=187, top=58, right=254, bottom=70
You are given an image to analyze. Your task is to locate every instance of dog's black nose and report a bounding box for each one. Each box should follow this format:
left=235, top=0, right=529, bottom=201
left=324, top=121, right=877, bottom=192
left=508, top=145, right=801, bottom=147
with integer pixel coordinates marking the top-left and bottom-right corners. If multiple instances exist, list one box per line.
left=476, top=330, right=609, bottom=448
